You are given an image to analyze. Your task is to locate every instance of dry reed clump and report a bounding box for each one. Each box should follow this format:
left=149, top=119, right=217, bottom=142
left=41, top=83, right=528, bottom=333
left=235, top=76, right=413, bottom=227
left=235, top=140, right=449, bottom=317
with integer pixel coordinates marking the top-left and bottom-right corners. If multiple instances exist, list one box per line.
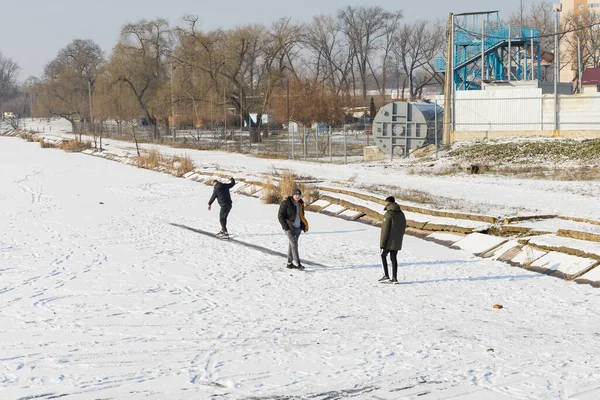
left=37, top=137, right=54, bottom=148
left=261, top=170, right=319, bottom=205
left=254, top=152, right=289, bottom=160
left=173, top=154, right=194, bottom=177
left=19, top=132, right=35, bottom=142
left=136, top=149, right=163, bottom=170
left=58, top=139, right=91, bottom=152
left=278, top=171, right=297, bottom=200
left=261, top=177, right=282, bottom=204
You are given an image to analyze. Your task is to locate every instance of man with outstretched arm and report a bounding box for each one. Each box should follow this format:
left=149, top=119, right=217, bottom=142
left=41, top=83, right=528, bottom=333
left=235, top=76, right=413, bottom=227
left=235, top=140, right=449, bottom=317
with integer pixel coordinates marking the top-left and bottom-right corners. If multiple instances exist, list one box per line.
left=208, top=177, right=235, bottom=239
left=278, top=188, right=309, bottom=270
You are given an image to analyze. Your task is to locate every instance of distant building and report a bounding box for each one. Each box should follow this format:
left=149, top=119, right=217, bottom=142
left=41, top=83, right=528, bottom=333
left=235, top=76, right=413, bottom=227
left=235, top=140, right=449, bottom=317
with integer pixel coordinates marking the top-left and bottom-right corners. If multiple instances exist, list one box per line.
left=581, top=67, right=600, bottom=94
left=560, top=1, right=600, bottom=86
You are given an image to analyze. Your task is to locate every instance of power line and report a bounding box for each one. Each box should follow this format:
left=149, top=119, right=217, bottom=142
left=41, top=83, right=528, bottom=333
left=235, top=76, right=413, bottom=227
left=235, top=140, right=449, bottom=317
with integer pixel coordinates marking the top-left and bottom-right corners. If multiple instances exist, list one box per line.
left=454, top=20, right=600, bottom=41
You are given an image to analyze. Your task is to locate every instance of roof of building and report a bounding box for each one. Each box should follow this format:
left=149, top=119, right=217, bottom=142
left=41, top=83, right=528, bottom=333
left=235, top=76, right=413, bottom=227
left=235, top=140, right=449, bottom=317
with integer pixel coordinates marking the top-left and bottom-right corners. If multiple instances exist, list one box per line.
left=581, top=68, right=600, bottom=85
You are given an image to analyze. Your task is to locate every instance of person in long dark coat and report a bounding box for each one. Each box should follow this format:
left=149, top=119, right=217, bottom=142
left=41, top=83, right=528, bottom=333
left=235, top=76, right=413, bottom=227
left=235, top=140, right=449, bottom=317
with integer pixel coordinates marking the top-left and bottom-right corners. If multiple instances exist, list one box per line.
left=379, top=196, right=406, bottom=283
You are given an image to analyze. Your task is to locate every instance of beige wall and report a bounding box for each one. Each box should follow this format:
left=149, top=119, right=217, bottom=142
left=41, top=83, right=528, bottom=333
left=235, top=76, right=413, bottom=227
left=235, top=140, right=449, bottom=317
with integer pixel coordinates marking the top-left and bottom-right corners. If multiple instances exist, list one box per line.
left=451, top=129, right=600, bottom=142
left=582, top=84, right=600, bottom=94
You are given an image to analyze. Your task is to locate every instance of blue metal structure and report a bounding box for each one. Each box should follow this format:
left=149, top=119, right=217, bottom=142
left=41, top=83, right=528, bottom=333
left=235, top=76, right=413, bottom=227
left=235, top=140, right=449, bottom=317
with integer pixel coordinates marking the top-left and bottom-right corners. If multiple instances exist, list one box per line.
left=435, top=11, right=545, bottom=90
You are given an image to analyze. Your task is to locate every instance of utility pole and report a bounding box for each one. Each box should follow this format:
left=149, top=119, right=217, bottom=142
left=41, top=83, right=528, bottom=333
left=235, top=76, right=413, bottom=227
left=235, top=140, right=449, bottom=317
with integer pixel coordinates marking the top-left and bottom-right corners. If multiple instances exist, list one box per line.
left=508, top=26, right=512, bottom=81
left=520, top=0, right=524, bottom=26
left=170, top=62, right=176, bottom=140
left=287, top=78, right=292, bottom=157
left=88, top=80, right=93, bottom=144
left=443, top=13, right=454, bottom=146
left=434, top=99, right=438, bottom=159
left=481, top=19, right=485, bottom=86
left=239, top=78, right=243, bottom=141
left=577, top=36, right=582, bottom=94
left=224, top=86, right=227, bottom=140
left=553, top=3, right=562, bottom=132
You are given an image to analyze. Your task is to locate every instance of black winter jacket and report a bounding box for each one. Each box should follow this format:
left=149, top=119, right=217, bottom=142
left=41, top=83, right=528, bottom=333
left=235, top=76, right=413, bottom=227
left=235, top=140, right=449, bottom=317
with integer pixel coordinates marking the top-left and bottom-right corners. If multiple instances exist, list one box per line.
left=208, top=178, right=236, bottom=207
left=278, top=196, right=309, bottom=232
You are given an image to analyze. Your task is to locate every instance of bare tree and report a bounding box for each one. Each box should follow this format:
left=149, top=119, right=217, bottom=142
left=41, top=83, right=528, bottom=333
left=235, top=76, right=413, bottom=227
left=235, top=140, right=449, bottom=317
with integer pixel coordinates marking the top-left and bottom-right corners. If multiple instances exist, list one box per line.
left=392, top=20, right=444, bottom=100
left=371, top=11, right=403, bottom=102
left=36, top=39, right=104, bottom=134
left=304, top=15, right=355, bottom=95
left=110, top=18, right=173, bottom=139
left=506, top=1, right=555, bottom=81
left=169, top=18, right=219, bottom=130
left=22, top=76, right=41, bottom=118
left=507, top=0, right=554, bottom=53
left=176, top=17, right=304, bottom=142
left=253, top=18, right=304, bottom=141
left=176, top=21, right=257, bottom=139
left=563, top=9, right=600, bottom=87
left=0, top=52, right=20, bottom=114
left=337, top=5, right=403, bottom=103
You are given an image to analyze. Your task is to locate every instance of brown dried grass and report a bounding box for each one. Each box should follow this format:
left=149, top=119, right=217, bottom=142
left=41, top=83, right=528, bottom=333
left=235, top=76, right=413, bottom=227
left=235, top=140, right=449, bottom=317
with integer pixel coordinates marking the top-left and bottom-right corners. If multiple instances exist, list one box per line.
left=278, top=171, right=297, bottom=200
left=38, top=137, right=54, bottom=148
left=261, top=170, right=319, bottom=205
left=58, top=139, right=91, bottom=152
left=137, top=149, right=163, bottom=169
left=261, top=177, right=282, bottom=204
left=174, top=154, right=194, bottom=177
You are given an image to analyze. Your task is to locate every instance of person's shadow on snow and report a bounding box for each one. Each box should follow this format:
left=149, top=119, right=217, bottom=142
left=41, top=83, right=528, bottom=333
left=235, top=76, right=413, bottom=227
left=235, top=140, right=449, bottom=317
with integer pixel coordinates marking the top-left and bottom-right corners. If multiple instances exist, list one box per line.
left=306, top=260, right=543, bottom=284
left=234, top=229, right=368, bottom=238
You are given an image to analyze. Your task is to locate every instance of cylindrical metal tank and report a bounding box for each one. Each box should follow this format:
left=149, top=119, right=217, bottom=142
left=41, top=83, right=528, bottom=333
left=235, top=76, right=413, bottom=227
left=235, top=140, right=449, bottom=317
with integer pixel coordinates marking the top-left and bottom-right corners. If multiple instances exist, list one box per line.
left=372, top=101, right=443, bottom=157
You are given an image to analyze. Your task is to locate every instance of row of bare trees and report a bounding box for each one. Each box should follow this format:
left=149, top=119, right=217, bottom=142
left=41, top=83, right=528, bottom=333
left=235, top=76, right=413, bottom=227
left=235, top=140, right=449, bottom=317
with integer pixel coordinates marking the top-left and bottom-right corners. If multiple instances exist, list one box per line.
left=8, top=1, right=600, bottom=142
left=25, top=5, right=450, bottom=142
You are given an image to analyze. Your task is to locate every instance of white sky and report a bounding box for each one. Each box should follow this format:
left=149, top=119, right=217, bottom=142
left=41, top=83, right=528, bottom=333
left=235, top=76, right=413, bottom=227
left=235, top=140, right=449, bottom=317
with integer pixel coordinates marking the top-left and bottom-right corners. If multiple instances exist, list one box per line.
left=2, top=0, right=525, bottom=81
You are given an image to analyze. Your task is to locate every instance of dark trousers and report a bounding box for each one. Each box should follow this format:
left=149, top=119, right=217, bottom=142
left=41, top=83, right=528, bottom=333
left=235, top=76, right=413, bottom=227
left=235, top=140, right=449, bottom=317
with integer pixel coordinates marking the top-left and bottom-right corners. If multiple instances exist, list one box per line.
left=381, top=250, right=398, bottom=280
left=219, top=204, right=232, bottom=232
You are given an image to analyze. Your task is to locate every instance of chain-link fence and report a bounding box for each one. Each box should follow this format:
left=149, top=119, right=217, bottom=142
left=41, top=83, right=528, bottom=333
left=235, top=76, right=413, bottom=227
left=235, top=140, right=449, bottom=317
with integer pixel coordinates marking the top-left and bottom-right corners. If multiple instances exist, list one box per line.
left=78, top=122, right=376, bottom=163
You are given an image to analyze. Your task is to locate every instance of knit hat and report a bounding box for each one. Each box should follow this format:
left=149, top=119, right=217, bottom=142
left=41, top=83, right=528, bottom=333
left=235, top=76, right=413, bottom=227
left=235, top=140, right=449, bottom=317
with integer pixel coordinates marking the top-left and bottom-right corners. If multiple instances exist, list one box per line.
left=385, top=196, right=395, bottom=203
left=292, top=188, right=302, bottom=196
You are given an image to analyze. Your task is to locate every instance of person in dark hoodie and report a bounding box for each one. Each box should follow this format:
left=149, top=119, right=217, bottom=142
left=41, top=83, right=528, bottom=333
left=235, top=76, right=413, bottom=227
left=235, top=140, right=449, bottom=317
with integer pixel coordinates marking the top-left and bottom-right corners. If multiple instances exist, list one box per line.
left=208, top=177, right=236, bottom=239
left=379, top=196, right=407, bottom=284
left=278, top=188, right=309, bottom=270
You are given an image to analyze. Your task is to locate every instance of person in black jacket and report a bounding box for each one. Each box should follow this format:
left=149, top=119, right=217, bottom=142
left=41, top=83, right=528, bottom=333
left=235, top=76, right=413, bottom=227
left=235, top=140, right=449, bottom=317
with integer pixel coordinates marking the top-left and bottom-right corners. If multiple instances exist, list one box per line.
left=278, top=188, right=309, bottom=270
left=208, top=177, right=235, bottom=239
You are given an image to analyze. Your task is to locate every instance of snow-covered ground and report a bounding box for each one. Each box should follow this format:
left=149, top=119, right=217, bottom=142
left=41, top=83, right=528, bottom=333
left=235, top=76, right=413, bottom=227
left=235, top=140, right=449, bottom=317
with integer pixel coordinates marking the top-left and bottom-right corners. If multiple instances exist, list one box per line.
left=3, top=134, right=600, bottom=399
left=18, top=118, right=600, bottom=222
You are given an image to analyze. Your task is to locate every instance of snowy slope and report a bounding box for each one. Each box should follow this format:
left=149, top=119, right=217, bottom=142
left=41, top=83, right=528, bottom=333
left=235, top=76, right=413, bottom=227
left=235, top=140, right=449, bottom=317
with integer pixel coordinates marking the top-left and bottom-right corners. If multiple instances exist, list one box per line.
left=2, top=137, right=600, bottom=399
left=19, top=118, right=600, bottom=222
